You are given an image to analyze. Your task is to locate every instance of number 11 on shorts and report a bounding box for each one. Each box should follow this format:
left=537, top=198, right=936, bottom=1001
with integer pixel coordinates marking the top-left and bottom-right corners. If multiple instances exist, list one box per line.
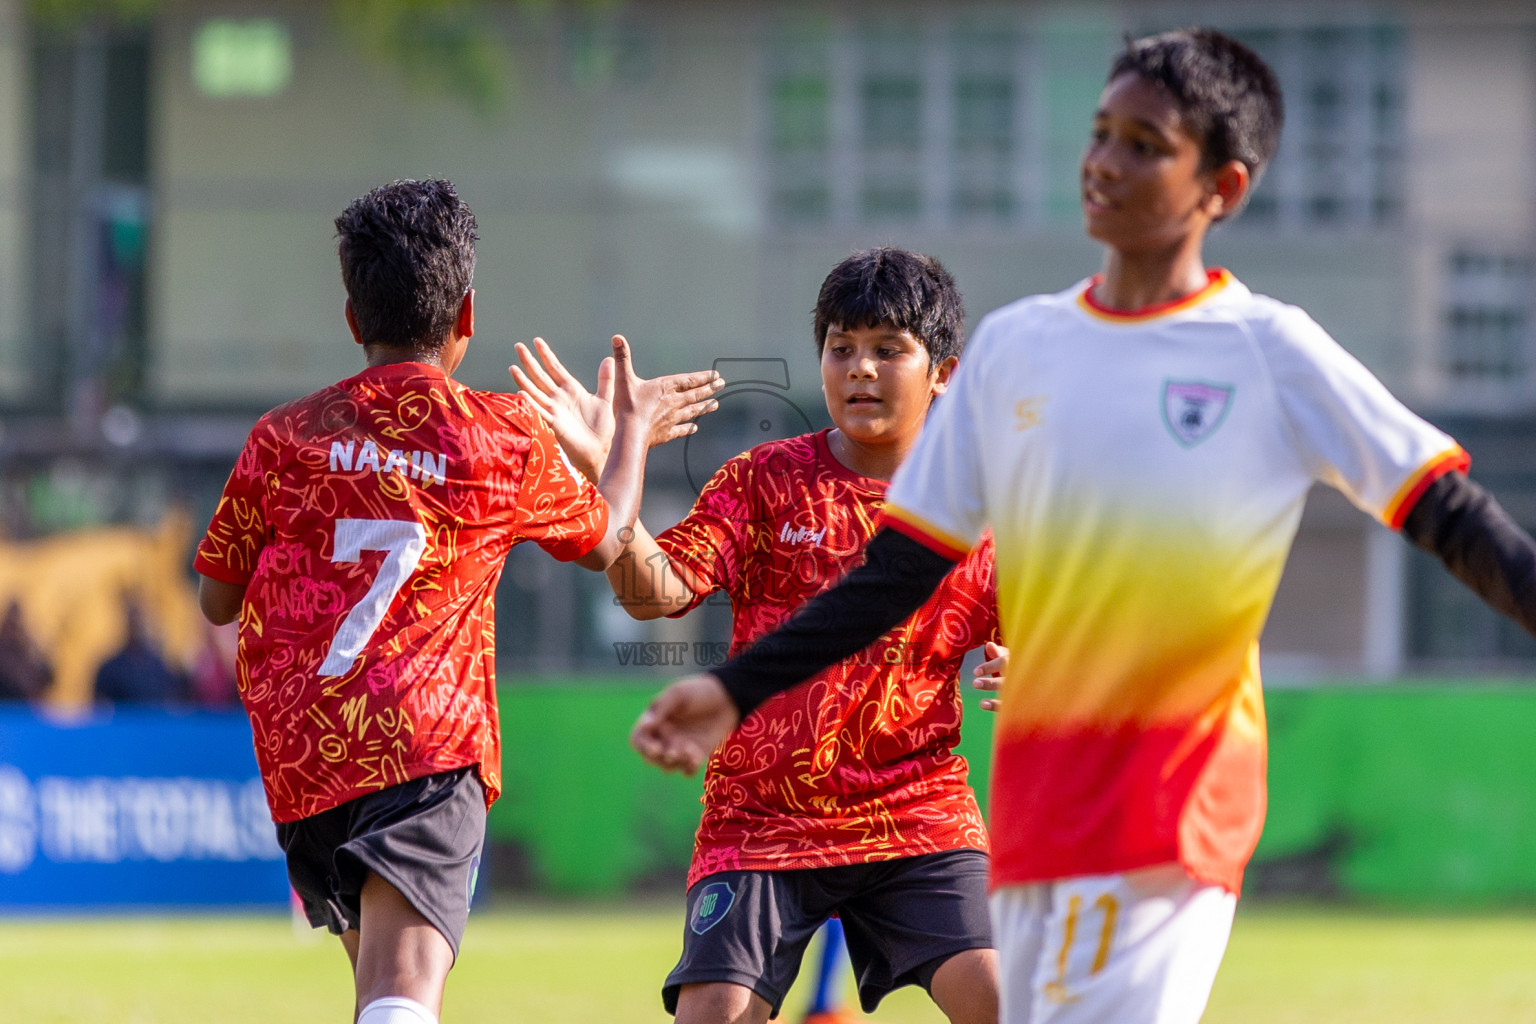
left=318, top=518, right=428, bottom=676
left=1043, top=892, right=1119, bottom=1005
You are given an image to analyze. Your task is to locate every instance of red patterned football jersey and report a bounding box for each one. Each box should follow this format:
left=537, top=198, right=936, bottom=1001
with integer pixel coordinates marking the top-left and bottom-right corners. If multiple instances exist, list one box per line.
left=656, top=429, right=997, bottom=887
left=195, top=361, right=608, bottom=823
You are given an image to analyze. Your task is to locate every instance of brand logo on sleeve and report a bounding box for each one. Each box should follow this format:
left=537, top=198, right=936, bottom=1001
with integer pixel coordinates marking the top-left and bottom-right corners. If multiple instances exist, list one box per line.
left=1162, top=381, right=1233, bottom=448
left=690, top=880, right=737, bottom=934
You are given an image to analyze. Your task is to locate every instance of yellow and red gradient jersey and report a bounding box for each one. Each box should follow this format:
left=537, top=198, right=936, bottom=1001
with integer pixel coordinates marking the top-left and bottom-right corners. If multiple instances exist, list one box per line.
left=195, top=362, right=608, bottom=823
left=883, top=270, right=1467, bottom=895
left=656, top=430, right=998, bottom=887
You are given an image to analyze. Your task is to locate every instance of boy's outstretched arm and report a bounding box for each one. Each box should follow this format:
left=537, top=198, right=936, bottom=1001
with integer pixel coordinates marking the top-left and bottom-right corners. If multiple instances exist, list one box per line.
left=198, top=577, right=246, bottom=626
left=510, top=336, right=718, bottom=599
left=1402, top=470, right=1536, bottom=633
left=631, top=527, right=959, bottom=773
left=575, top=335, right=721, bottom=571
left=605, top=520, right=709, bottom=621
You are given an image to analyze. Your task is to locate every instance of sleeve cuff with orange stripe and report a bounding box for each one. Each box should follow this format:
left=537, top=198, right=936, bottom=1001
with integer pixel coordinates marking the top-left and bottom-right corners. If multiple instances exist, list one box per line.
left=878, top=506, right=976, bottom=561
left=1384, top=446, right=1472, bottom=531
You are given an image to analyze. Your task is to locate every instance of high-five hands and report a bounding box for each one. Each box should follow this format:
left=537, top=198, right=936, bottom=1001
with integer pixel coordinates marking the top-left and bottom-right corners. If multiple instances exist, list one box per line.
left=972, top=641, right=1009, bottom=712
left=629, top=674, right=741, bottom=775
left=511, top=336, right=724, bottom=482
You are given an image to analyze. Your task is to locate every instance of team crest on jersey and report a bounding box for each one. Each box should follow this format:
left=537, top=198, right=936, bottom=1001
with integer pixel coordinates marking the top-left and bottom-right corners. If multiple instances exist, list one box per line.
left=690, top=880, right=736, bottom=934
left=1162, top=380, right=1233, bottom=448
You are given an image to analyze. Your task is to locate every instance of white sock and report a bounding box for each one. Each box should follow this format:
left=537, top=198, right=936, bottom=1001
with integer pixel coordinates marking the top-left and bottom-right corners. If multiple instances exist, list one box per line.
left=356, top=996, right=438, bottom=1024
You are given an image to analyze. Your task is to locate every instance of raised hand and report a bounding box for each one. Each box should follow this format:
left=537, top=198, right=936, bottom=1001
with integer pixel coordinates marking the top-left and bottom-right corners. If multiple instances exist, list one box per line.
left=630, top=674, right=741, bottom=775
left=512, top=336, right=723, bottom=482
left=606, top=334, right=724, bottom=449
left=510, top=337, right=615, bottom=482
left=971, top=641, right=1008, bottom=713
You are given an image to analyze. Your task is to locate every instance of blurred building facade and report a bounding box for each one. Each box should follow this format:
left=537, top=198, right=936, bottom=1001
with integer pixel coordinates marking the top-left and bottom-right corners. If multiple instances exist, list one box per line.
left=1, top=0, right=1535, bottom=679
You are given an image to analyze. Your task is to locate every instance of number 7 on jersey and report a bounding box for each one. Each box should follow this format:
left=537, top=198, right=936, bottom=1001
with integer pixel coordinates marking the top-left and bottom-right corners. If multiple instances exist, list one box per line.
left=318, top=518, right=428, bottom=677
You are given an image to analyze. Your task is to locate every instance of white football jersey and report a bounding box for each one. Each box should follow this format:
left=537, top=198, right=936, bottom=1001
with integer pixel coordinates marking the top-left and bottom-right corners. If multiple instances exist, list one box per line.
left=883, top=269, right=1466, bottom=893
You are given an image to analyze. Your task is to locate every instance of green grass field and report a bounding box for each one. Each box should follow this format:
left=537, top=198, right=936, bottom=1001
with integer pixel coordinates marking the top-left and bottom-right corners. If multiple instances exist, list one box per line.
left=1, top=904, right=1535, bottom=1022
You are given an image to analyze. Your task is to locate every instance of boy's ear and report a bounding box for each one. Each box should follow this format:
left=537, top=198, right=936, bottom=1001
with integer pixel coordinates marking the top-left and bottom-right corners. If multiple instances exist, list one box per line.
left=930, top=355, right=960, bottom=397
left=456, top=289, right=476, bottom=340
left=1206, top=160, right=1251, bottom=221
left=345, top=299, right=365, bottom=347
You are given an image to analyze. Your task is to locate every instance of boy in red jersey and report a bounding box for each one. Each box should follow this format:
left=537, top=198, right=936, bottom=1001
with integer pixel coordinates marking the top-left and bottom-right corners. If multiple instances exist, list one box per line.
left=634, top=29, right=1536, bottom=1024
left=515, top=248, right=1003, bottom=1024
left=194, top=179, right=720, bottom=1024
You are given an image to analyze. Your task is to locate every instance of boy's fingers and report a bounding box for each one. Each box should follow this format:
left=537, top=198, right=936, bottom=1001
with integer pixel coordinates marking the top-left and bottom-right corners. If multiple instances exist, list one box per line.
left=673, top=379, right=725, bottom=407
left=972, top=676, right=1001, bottom=692
left=672, top=397, right=720, bottom=422
left=533, top=337, right=575, bottom=385
left=596, top=357, right=616, bottom=403
left=662, top=369, right=723, bottom=394
left=980, top=699, right=1000, bottom=712
left=518, top=340, right=560, bottom=394
left=611, top=335, right=634, bottom=376
left=658, top=423, right=701, bottom=444
left=630, top=710, right=665, bottom=762
left=509, top=366, right=552, bottom=407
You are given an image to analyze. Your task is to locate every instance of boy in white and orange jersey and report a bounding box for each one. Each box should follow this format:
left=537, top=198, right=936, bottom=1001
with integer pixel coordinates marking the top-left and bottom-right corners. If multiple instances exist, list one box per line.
left=631, top=29, right=1536, bottom=1024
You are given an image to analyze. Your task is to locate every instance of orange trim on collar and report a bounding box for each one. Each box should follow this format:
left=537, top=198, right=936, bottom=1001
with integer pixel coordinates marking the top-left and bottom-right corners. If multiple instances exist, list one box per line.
left=1077, top=268, right=1233, bottom=323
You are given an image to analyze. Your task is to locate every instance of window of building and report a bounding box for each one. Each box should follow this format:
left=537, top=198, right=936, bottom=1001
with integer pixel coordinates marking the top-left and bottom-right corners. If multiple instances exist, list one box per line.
left=1224, top=23, right=1406, bottom=229
left=1442, top=249, right=1533, bottom=386
left=27, top=26, right=152, bottom=415
left=765, top=13, right=1404, bottom=231
left=764, top=13, right=1033, bottom=228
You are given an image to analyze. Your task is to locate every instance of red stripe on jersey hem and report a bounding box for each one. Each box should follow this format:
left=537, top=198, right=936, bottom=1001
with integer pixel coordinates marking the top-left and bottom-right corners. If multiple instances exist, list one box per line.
left=879, top=507, right=972, bottom=561
left=192, top=555, right=254, bottom=586
left=1384, top=446, right=1472, bottom=530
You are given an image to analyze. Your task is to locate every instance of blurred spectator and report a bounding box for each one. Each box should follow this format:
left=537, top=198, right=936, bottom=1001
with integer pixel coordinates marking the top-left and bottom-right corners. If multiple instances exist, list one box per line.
left=94, top=599, right=187, bottom=705
left=0, top=600, right=51, bottom=702
left=189, top=619, right=240, bottom=707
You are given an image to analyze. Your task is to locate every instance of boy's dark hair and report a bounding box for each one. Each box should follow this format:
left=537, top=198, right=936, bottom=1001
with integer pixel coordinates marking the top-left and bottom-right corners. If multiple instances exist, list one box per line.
left=812, top=248, right=965, bottom=365
left=1110, top=28, right=1284, bottom=200
left=335, top=178, right=479, bottom=351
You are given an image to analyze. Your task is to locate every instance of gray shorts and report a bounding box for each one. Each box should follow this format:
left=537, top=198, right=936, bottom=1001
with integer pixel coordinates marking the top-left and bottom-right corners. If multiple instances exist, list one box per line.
left=663, top=849, right=993, bottom=1017
left=275, top=766, right=486, bottom=957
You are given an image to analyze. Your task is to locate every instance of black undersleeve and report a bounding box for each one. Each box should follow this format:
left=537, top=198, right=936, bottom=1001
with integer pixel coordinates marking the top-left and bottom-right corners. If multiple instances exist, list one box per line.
left=1401, top=471, right=1536, bottom=637
left=714, top=528, right=960, bottom=719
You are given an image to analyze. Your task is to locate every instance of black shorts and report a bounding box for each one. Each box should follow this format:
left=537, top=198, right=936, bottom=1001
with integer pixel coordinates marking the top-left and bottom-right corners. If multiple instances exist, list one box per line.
left=276, top=766, right=486, bottom=958
left=662, top=848, right=992, bottom=1018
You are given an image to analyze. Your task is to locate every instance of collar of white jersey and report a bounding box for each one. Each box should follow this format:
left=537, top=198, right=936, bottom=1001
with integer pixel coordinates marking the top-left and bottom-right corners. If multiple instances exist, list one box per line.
left=1076, top=268, right=1236, bottom=324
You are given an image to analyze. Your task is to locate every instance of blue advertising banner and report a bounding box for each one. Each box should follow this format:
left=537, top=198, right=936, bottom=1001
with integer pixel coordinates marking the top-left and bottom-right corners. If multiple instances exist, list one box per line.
left=0, top=709, right=288, bottom=909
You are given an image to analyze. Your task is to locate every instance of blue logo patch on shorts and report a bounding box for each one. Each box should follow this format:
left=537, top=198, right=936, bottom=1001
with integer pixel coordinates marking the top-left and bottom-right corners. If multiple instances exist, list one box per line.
left=468, top=854, right=481, bottom=904
left=690, top=880, right=736, bottom=935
